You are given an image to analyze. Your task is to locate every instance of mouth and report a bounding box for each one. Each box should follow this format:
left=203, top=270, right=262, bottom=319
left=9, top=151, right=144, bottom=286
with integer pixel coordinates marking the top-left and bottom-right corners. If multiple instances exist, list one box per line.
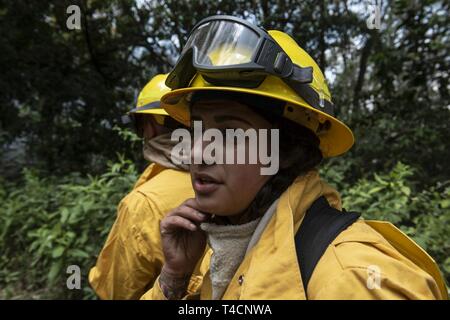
left=192, top=172, right=222, bottom=195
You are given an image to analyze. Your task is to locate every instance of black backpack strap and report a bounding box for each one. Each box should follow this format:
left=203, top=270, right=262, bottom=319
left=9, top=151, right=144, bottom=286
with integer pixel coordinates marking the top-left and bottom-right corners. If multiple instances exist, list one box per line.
left=295, top=196, right=361, bottom=298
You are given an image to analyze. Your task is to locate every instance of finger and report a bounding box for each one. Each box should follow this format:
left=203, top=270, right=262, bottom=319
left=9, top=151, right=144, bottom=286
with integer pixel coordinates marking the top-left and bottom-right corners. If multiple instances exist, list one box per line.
left=161, top=215, right=197, bottom=233
left=166, top=205, right=208, bottom=223
left=183, top=199, right=212, bottom=220
left=183, top=198, right=211, bottom=216
left=182, top=198, right=201, bottom=209
left=183, top=198, right=210, bottom=213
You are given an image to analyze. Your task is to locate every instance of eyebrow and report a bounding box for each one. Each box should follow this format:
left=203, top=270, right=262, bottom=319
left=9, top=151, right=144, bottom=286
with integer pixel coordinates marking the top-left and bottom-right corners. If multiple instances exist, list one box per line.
left=213, top=115, right=253, bottom=126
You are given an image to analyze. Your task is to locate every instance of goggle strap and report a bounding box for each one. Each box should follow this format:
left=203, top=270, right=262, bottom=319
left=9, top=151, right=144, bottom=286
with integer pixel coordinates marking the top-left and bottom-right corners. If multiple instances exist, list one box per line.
left=290, top=65, right=314, bottom=84
left=286, top=80, right=335, bottom=116
left=166, top=49, right=197, bottom=89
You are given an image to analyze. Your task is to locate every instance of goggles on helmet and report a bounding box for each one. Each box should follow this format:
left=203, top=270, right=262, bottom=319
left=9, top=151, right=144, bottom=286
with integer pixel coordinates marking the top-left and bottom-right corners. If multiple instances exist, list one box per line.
left=166, top=15, right=334, bottom=115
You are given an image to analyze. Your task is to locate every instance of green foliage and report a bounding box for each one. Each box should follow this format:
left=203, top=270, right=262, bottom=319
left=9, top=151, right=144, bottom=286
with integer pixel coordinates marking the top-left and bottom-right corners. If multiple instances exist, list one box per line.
left=0, top=156, right=137, bottom=299
left=112, top=125, right=141, bottom=145
left=409, top=183, right=450, bottom=278
left=0, top=0, right=149, bottom=176
left=341, top=162, right=415, bottom=224
left=322, top=162, right=450, bottom=286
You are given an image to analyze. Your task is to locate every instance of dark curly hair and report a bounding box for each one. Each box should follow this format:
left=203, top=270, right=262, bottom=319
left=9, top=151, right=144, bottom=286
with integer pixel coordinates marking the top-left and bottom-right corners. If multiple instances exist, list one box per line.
left=247, top=116, right=322, bottom=220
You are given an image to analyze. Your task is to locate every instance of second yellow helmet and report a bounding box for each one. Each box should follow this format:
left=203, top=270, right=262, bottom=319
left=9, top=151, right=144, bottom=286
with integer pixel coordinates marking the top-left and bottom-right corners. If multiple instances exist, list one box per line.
left=129, top=73, right=170, bottom=125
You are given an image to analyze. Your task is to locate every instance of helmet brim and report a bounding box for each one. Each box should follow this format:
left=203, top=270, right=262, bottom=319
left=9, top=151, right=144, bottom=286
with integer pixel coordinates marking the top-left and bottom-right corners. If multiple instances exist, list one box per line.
left=161, top=84, right=354, bottom=158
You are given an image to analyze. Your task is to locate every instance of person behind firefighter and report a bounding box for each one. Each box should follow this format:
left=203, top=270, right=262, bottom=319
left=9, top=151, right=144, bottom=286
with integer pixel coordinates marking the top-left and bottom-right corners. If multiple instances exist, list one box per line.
left=89, top=74, right=208, bottom=299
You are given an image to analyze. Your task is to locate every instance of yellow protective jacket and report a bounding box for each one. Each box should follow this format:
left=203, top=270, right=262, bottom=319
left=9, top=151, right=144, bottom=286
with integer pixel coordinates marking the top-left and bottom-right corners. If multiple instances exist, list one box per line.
left=141, top=170, right=445, bottom=300
left=88, top=163, right=195, bottom=299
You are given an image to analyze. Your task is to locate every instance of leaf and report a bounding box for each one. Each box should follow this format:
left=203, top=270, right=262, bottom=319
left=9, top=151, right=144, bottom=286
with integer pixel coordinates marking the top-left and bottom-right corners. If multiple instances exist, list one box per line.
left=401, top=186, right=411, bottom=196
left=60, top=208, right=70, bottom=224
left=69, top=249, right=90, bottom=259
left=440, top=199, right=450, bottom=209
left=47, top=260, right=63, bottom=284
left=368, top=186, right=384, bottom=194
left=52, top=246, right=65, bottom=258
left=373, top=173, right=388, bottom=186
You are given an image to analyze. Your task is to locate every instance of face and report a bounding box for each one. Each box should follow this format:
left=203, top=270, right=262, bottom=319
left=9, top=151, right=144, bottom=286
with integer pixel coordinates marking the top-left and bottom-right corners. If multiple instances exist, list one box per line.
left=190, top=99, right=273, bottom=219
left=137, top=114, right=169, bottom=140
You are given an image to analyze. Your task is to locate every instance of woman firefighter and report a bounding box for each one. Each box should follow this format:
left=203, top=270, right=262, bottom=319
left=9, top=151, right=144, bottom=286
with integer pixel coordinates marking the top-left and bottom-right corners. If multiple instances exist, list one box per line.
left=139, top=16, right=447, bottom=300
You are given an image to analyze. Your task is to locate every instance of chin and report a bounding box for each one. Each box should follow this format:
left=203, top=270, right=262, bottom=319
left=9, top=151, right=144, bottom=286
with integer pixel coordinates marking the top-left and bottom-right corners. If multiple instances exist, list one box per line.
left=195, top=194, right=234, bottom=216
left=195, top=194, right=220, bottom=215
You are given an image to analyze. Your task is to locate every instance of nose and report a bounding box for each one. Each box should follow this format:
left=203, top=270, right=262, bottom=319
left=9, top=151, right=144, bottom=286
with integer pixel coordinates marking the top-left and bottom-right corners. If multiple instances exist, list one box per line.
left=191, top=134, right=204, bottom=165
left=190, top=130, right=222, bottom=166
